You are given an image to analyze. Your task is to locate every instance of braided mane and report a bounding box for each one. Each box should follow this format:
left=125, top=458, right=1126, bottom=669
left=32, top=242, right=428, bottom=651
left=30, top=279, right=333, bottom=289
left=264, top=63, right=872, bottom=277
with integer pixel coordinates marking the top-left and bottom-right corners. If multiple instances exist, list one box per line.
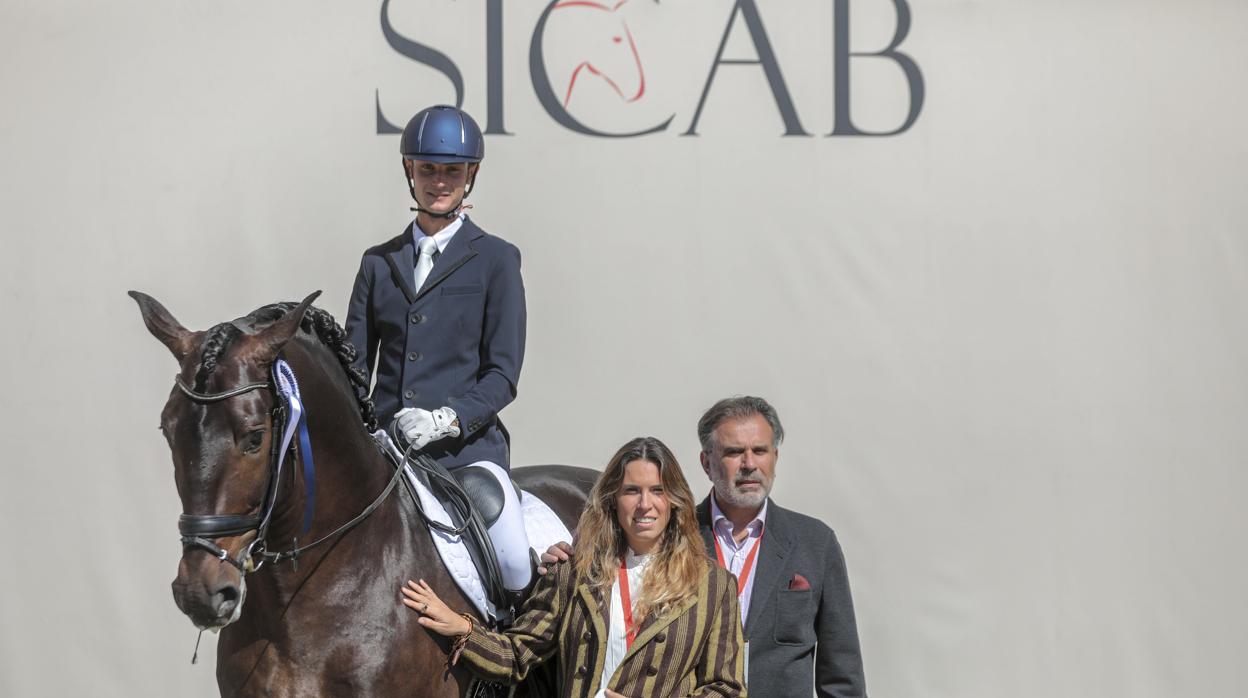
left=193, top=302, right=377, bottom=431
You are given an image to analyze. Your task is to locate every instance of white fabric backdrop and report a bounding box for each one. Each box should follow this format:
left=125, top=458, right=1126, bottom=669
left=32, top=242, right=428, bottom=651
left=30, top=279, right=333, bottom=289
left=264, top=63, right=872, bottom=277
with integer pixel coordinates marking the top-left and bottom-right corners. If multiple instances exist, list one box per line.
left=2, top=1, right=1246, bottom=695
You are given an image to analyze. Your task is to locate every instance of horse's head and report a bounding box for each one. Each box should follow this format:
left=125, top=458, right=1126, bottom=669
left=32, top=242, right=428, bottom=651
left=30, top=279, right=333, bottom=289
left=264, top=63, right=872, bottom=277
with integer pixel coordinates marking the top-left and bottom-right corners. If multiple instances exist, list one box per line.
left=553, top=0, right=651, bottom=107
left=130, top=290, right=321, bottom=629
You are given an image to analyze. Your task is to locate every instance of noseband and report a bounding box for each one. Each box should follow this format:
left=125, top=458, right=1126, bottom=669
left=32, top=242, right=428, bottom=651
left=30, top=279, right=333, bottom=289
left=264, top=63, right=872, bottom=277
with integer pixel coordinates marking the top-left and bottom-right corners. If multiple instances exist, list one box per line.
left=174, top=361, right=403, bottom=574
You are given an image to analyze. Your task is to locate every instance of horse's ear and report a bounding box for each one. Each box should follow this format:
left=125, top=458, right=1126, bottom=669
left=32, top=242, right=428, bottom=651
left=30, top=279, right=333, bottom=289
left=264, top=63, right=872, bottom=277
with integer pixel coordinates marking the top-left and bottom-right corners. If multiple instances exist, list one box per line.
left=245, top=291, right=323, bottom=364
left=129, top=291, right=202, bottom=361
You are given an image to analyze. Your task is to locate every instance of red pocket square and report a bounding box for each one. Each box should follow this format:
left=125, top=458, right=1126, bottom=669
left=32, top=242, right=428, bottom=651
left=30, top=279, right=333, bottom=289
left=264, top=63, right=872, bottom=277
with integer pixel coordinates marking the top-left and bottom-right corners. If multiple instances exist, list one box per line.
left=788, top=573, right=811, bottom=591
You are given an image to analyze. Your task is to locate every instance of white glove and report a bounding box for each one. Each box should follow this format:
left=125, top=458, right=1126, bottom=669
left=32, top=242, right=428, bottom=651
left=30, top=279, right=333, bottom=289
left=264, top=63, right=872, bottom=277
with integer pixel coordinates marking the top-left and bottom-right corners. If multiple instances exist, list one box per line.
left=394, top=406, right=461, bottom=451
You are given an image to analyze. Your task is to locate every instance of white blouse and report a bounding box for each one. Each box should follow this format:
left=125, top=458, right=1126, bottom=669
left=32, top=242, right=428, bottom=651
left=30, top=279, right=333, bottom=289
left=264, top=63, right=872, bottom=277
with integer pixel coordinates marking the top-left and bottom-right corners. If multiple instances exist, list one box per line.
left=595, top=549, right=652, bottom=698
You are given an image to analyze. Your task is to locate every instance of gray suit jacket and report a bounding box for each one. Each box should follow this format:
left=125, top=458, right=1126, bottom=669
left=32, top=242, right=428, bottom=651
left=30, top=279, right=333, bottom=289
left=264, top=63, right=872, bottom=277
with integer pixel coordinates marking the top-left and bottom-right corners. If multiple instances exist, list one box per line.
left=344, top=217, right=525, bottom=468
left=697, top=496, right=867, bottom=698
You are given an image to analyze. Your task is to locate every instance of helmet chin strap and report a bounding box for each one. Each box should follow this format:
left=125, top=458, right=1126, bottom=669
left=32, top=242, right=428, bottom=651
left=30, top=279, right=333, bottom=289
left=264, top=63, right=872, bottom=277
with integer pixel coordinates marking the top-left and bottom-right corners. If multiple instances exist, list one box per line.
left=409, top=202, right=464, bottom=220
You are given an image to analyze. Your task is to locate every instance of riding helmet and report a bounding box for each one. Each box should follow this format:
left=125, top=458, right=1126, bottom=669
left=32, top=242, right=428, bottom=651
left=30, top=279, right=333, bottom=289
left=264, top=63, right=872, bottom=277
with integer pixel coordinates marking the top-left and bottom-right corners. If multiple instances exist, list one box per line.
left=400, top=105, right=485, bottom=164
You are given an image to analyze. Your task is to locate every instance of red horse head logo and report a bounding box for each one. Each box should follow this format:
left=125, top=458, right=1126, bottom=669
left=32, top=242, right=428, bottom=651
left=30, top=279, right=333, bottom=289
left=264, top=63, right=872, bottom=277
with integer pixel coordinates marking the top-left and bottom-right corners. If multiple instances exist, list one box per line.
left=552, top=0, right=651, bottom=108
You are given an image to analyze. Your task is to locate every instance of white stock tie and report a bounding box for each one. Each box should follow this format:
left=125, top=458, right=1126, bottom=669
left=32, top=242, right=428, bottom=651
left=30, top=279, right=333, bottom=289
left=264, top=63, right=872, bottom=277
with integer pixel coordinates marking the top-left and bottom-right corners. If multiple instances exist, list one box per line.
left=414, top=236, right=438, bottom=292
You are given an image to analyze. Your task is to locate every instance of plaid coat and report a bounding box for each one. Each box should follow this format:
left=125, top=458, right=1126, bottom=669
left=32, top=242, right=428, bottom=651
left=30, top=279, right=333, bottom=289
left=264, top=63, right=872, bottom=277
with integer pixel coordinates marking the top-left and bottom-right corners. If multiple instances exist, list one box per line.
left=454, top=557, right=746, bottom=697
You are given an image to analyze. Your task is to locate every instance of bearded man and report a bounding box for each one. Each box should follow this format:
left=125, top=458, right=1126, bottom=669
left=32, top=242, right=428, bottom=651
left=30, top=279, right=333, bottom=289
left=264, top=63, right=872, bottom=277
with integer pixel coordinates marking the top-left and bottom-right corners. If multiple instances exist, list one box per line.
left=695, top=396, right=867, bottom=698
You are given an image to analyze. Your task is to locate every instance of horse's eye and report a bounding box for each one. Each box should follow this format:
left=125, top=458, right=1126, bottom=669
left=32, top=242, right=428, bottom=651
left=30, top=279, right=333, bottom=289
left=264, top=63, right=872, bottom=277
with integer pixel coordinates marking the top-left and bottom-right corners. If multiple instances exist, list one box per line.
left=240, top=429, right=266, bottom=454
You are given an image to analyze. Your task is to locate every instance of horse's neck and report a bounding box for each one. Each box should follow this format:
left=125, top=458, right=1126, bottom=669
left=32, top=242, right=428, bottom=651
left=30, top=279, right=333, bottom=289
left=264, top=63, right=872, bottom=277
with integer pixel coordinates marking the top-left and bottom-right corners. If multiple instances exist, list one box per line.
left=243, top=342, right=457, bottom=610
left=288, top=341, right=391, bottom=512
left=214, top=341, right=473, bottom=696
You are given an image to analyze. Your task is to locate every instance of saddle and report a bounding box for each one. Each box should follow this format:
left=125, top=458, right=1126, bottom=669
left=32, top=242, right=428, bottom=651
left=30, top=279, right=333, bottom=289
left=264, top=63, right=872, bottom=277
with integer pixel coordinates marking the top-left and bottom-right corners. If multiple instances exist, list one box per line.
left=374, top=430, right=531, bottom=627
left=421, top=455, right=527, bottom=621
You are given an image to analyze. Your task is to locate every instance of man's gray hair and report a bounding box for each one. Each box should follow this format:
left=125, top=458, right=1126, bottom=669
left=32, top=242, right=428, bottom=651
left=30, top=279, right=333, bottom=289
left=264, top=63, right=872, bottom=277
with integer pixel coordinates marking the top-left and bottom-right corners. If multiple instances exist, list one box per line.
left=697, top=396, right=785, bottom=453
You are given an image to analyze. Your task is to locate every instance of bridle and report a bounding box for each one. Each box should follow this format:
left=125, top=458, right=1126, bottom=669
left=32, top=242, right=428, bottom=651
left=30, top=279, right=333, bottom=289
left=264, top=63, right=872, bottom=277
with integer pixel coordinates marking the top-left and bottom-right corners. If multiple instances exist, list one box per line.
left=173, top=360, right=404, bottom=575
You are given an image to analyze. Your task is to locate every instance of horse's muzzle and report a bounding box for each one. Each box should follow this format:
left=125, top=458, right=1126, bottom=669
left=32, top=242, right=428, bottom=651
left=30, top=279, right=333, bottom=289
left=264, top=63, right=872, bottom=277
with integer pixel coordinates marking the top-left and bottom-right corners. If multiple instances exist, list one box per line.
left=172, top=550, right=246, bottom=629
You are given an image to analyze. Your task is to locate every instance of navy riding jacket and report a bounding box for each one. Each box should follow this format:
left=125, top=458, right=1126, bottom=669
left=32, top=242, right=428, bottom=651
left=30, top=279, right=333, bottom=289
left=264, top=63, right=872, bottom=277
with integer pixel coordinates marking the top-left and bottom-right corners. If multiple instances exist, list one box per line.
left=345, top=216, right=525, bottom=469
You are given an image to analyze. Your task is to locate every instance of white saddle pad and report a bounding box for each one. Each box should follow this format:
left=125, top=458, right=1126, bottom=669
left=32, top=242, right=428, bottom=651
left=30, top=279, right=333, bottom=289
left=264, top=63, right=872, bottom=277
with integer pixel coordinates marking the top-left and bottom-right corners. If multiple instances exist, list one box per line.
left=403, top=465, right=573, bottom=621
left=387, top=465, right=568, bottom=624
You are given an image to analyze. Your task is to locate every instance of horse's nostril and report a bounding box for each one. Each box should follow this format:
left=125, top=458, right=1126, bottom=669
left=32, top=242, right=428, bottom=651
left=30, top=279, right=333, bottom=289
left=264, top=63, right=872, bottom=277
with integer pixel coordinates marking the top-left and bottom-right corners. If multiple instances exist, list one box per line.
left=214, top=584, right=241, bottom=617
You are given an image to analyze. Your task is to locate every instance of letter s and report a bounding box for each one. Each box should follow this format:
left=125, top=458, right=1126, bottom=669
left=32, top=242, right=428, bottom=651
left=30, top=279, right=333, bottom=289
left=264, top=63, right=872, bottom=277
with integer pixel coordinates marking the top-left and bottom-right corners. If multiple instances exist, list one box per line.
left=376, top=0, right=466, bottom=134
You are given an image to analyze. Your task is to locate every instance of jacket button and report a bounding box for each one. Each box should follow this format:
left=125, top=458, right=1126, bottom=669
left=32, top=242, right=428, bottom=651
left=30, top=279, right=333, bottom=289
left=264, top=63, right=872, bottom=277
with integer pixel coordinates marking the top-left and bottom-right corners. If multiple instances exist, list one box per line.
left=403, top=390, right=415, bottom=399
left=575, top=666, right=587, bottom=676
left=646, top=666, right=658, bottom=677
left=582, top=631, right=592, bottom=642
left=654, top=633, right=666, bottom=643
left=410, top=313, right=424, bottom=324
left=407, top=352, right=421, bottom=362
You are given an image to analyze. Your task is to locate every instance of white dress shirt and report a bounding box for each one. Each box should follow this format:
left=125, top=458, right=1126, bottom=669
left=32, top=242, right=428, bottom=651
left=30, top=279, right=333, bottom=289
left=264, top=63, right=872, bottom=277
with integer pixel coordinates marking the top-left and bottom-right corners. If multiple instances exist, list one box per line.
left=710, top=493, right=768, bottom=624
left=412, top=212, right=464, bottom=254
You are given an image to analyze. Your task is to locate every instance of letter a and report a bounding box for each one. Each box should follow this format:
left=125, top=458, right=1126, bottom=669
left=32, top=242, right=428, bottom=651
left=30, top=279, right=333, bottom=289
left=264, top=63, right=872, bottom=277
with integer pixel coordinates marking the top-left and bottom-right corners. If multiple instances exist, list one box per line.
left=684, top=0, right=808, bottom=136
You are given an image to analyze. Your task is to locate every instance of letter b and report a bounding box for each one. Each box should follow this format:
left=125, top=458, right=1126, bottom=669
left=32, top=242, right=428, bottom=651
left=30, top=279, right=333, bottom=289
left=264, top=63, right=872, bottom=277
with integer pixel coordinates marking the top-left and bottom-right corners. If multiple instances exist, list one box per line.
left=830, top=0, right=925, bottom=136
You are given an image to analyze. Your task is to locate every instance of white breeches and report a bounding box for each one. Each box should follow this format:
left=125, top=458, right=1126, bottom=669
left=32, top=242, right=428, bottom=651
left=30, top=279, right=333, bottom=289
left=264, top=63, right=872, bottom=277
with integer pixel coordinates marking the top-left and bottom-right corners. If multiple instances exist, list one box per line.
left=463, top=461, right=533, bottom=591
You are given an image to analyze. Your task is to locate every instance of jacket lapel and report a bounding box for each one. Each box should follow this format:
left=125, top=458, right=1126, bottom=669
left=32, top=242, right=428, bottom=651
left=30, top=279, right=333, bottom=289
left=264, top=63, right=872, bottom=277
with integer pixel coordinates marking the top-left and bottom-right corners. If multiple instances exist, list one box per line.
left=744, top=498, right=790, bottom=637
left=412, top=218, right=483, bottom=303
left=576, top=583, right=609, bottom=648
left=575, top=583, right=610, bottom=694
left=618, top=591, right=700, bottom=668
left=383, top=224, right=418, bottom=305
left=696, top=497, right=716, bottom=558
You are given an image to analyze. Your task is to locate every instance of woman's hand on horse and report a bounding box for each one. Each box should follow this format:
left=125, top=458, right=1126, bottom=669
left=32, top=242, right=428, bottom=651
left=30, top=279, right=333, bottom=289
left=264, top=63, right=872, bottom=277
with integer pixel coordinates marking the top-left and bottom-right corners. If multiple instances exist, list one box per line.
left=401, top=579, right=471, bottom=637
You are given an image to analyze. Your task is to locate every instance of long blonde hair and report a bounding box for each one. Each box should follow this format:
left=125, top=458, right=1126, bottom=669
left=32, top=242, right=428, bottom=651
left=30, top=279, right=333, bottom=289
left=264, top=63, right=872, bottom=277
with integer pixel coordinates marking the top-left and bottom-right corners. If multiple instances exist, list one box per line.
left=573, top=437, right=708, bottom=620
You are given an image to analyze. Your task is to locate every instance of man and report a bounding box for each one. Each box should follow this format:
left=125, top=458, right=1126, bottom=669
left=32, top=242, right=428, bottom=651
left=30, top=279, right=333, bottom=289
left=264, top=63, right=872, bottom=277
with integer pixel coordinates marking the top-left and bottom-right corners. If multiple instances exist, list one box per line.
left=696, top=396, right=866, bottom=698
left=345, top=105, right=533, bottom=598
left=542, top=396, right=867, bottom=696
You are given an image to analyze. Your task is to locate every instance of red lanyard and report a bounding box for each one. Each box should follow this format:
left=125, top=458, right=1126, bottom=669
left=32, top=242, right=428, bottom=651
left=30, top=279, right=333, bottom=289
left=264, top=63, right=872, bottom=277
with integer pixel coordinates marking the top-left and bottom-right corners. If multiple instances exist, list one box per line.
left=618, top=557, right=639, bottom=648
left=714, top=524, right=764, bottom=597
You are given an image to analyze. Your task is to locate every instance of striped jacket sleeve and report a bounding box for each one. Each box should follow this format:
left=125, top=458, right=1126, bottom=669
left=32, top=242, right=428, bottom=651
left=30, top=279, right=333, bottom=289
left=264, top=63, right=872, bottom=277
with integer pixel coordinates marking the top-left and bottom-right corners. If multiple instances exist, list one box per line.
left=452, top=559, right=573, bottom=683
left=690, top=565, right=747, bottom=697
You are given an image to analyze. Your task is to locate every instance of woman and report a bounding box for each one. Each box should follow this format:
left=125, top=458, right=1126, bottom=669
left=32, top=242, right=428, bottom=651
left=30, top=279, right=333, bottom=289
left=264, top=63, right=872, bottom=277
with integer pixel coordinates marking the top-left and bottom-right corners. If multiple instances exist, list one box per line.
left=401, top=437, right=746, bottom=698
left=345, top=105, right=533, bottom=600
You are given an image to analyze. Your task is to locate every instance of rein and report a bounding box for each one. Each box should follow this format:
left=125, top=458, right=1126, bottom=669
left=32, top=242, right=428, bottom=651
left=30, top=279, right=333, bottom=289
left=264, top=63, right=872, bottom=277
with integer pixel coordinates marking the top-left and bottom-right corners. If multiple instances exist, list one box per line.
left=175, top=361, right=402, bottom=574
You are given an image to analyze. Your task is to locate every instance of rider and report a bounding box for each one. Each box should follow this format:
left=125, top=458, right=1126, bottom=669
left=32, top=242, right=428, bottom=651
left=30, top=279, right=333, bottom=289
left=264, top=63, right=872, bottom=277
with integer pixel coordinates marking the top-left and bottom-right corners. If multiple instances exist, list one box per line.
left=345, top=104, right=532, bottom=601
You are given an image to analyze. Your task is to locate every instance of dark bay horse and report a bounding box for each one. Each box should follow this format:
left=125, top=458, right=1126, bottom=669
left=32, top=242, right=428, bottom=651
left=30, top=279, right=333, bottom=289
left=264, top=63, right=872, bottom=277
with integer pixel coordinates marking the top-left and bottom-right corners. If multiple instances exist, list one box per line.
left=131, top=290, right=597, bottom=697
